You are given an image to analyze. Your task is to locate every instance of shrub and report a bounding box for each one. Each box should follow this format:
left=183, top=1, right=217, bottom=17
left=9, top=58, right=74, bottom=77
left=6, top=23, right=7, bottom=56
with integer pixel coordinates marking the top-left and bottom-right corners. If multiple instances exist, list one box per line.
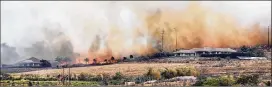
left=101, top=73, right=111, bottom=81
left=218, top=75, right=235, bottom=86
left=176, top=68, right=186, bottom=76
left=203, top=77, right=220, bottom=86
left=161, top=68, right=177, bottom=79
left=112, top=72, right=124, bottom=80
left=193, top=76, right=206, bottom=86
left=0, top=72, right=12, bottom=80
left=68, top=81, right=99, bottom=86
left=145, top=68, right=161, bottom=80
left=135, top=76, right=152, bottom=84
left=110, top=80, right=123, bottom=85
left=116, top=59, right=122, bottom=63
left=236, top=74, right=260, bottom=86
left=176, top=66, right=199, bottom=77
left=78, top=73, right=88, bottom=81
left=21, top=74, right=41, bottom=81
left=123, top=76, right=135, bottom=82
left=264, top=81, right=271, bottom=86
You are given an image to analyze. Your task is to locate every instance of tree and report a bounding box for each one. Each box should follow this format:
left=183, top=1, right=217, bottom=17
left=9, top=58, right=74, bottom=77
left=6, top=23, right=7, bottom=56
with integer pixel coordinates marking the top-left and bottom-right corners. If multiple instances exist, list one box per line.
left=104, top=59, right=108, bottom=64
left=63, top=57, right=71, bottom=64
left=40, top=59, right=52, bottom=67
left=55, top=56, right=63, bottom=63
left=123, top=57, right=127, bottom=61
left=240, top=45, right=265, bottom=57
left=111, top=56, right=115, bottom=63
left=93, top=58, right=97, bottom=64
left=55, top=56, right=71, bottom=65
left=240, top=45, right=250, bottom=52
left=129, top=55, right=133, bottom=59
left=84, top=58, right=89, bottom=64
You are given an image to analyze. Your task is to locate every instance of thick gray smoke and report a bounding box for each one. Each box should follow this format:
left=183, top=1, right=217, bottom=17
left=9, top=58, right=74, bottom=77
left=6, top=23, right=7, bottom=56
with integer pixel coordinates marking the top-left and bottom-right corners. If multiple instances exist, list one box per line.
left=1, top=43, right=20, bottom=64
left=1, top=23, right=75, bottom=64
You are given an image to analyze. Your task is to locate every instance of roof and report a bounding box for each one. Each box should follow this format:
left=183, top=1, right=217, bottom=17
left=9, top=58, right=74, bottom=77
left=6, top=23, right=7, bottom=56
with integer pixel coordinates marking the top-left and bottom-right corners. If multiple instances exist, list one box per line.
left=174, top=47, right=237, bottom=53
left=16, top=57, right=41, bottom=64
left=175, top=76, right=197, bottom=80
left=173, top=50, right=195, bottom=53
left=237, top=57, right=266, bottom=60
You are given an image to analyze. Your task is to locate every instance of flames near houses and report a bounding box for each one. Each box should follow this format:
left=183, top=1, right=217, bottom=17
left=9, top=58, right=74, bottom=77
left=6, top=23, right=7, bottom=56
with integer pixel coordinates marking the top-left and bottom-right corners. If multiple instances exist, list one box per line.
left=1, top=1, right=271, bottom=87
left=1, top=1, right=271, bottom=64
left=75, top=2, right=270, bottom=64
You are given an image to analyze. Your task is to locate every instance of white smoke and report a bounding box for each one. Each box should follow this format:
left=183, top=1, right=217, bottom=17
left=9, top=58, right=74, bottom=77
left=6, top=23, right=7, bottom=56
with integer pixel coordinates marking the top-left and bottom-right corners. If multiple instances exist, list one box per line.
left=1, top=1, right=271, bottom=63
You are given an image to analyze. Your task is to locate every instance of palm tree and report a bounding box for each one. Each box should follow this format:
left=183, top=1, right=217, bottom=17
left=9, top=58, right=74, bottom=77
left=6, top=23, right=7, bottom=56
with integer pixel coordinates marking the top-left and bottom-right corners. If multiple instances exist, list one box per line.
left=111, top=56, right=115, bottom=63
left=93, top=58, right=97, bottom=64
left=84, top=58, right=89, bottom=64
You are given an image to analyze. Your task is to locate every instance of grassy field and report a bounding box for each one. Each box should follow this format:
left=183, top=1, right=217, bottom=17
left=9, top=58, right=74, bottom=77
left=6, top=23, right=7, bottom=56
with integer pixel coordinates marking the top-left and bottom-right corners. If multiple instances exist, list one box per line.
left=0, top=80, right=99, bottom=86
left=10, top=60, right=271, bottom=79
left=10, top=63, right=188, bottom=77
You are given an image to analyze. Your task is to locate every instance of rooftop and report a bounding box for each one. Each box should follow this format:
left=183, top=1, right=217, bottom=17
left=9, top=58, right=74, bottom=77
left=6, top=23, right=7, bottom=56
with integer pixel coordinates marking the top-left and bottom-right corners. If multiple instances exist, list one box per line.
left=174, top=47, right=237, bottom=53
left=16, top=57, right=41, bottom=64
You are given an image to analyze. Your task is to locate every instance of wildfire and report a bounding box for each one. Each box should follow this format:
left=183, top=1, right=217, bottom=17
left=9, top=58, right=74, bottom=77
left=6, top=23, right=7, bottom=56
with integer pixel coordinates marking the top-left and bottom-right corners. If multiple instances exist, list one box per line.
left=72, top=2, right=270, bottom=64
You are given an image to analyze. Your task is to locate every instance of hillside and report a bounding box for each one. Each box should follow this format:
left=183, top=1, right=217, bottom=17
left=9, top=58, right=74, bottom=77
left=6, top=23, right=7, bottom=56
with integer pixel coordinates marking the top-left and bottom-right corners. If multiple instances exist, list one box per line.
left=10, top=60, right=271, bottom=79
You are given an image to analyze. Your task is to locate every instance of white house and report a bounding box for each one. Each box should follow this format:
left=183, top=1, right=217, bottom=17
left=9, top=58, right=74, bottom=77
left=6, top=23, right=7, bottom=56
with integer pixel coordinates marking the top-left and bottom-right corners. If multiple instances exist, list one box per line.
left=15, top=57, right=41, bottom=67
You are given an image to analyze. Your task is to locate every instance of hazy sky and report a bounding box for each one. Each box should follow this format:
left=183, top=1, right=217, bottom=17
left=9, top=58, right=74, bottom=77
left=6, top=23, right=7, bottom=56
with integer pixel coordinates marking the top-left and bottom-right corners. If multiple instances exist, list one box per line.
left=1, top=1, right=271, bottom=53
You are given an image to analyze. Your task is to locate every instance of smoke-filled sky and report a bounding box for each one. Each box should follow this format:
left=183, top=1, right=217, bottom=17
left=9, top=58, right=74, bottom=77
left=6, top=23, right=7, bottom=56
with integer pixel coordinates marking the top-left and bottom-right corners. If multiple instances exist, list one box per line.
left=1, top=1, right=271, bottom=64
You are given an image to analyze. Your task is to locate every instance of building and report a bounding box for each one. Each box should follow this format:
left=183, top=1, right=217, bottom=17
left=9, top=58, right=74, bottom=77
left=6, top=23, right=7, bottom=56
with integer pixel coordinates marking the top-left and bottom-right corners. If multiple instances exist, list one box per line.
left=173, top=50, right=196, bottom=57
left=173, top=47, right=237, bottom=57
left=237, top=57, right=267, bottom=60
left=15, top=57, right=42, bottom=67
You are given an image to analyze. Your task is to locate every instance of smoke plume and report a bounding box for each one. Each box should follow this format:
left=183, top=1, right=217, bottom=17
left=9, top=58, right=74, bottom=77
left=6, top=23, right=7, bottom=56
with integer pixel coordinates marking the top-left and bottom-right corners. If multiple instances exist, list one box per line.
left=1, top=1, right=271, bottom=64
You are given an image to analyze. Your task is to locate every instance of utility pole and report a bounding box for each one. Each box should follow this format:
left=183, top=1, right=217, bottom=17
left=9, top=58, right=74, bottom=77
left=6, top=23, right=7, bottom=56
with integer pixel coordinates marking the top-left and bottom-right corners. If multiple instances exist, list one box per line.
left=173, top=28, right=178, bottom=51
left=68, top=65, right=71, bottom=86
left=268, top=26, right=270, bottom=47
left=62, top=67, right=65, bottom=85
left=161, top=28, right=165, bottom=52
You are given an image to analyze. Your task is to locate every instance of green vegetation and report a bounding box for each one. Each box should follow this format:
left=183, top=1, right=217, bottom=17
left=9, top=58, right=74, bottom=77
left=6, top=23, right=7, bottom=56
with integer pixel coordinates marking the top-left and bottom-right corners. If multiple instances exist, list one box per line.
left=70, top=81, right=99, bottom=86
left=202, top=75, right=235, bottom=86
left=218, top=75, right=235, bottom=86
left=176, top=66, right=200, bottom=76
left=236, top=74, right=260, bottom=86
left=0, top=66, right=268, bottom=86
left=203, top=77, right=220, bottom=86
left=145, top=68, right=161, bottom=80
left=195, top=74, right=261, bottom=86
left=161, top=68, right=177, bottom=79
left=144, top=66, right=199, bottom=80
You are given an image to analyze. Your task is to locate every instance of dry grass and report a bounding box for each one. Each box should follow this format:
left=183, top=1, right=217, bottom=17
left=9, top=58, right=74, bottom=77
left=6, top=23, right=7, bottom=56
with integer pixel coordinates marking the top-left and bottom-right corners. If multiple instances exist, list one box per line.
left=10, top=60, right=271, bottom=78
left=11, top=63, right=187, bottom=76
